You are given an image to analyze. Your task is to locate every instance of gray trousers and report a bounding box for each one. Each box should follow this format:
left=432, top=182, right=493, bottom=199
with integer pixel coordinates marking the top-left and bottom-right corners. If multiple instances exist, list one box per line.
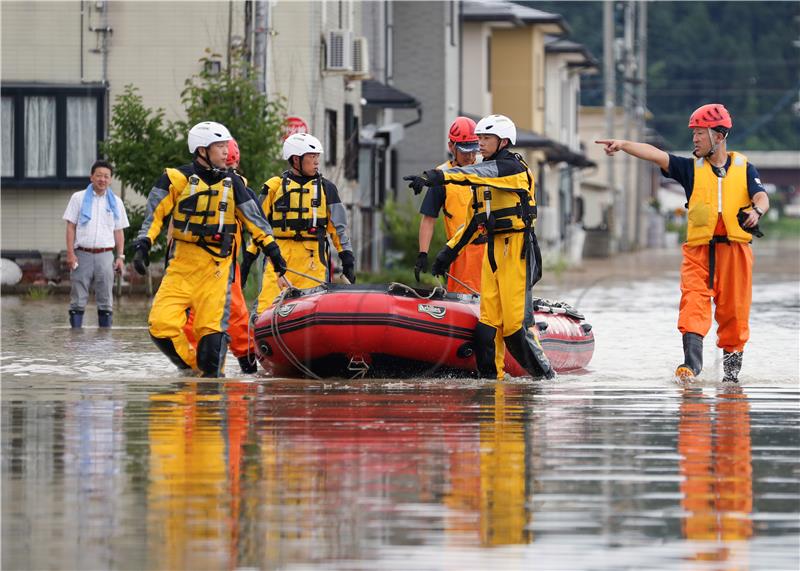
left=69, top=249, right=114, bottom=312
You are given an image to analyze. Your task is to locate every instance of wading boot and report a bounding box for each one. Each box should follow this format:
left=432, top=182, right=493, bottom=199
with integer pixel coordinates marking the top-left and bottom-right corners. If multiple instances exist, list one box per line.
left=98, top=309, right=113, bottom=328
left=150, top=335, right=193, bottom=371
left=197, top=332, right=229, bottom=378
left=474, top=323, right=498, bottom=379
left=504, top=328, right=555, bottom=380
left=237, top=353, right=258, bottom=374
left=69, top=309, right=84, bottom=329
left=723, top=351, right=743, bottom=383
left=675, top=332, right=703, bottom=381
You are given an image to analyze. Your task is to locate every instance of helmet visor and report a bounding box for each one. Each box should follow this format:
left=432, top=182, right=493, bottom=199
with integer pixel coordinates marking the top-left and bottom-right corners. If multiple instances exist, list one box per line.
left=454, top=141, right=480, bottom=153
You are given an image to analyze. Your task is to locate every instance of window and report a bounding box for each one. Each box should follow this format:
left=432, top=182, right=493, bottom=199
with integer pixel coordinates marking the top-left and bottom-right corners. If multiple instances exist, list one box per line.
left=1, top=97, right=14, bottom=177
left=1, top=85, right=106, bottom=188
left=344, top=103, right=359, bottom=180
left=324, top=109, right=338, bottom=166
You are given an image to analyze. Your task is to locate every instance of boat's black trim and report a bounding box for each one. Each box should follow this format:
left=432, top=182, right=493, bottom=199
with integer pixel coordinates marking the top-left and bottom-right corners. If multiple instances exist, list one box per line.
left=256, top=311, right=475, bottom=341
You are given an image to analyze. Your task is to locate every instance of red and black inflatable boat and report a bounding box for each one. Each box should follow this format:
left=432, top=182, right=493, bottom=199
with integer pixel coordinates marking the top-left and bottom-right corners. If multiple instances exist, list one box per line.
left=252, top=283, right=594, bottom=378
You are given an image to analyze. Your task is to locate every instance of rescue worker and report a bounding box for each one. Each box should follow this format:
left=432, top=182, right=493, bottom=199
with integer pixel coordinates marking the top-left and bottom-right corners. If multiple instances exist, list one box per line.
left=596, top=104, right=769, bottom=382
left=254, top=132, right=355, bottom=314
left=404, top=114, right=554, bottom=380
left=182, top=138, right=260, bottom=374
left=415, top=116, right=483, bottom=294
left=414, top=116, right=505, bottom=378
left=133, top=121, right=287, bottom=377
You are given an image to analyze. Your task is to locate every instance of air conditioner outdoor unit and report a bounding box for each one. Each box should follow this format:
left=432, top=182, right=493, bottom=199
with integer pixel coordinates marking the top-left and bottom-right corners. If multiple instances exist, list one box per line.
left=350, top=36, right=370, bottom=78
left=326, top=29, right=352, bottom=72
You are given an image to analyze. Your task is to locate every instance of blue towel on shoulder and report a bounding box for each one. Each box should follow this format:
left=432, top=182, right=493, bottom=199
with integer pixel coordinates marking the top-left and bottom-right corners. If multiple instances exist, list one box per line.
left=79, top=183, right=120, bottom=225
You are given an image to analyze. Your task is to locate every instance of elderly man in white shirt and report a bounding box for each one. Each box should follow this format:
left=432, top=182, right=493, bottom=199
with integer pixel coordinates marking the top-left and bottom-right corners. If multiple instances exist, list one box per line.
left=62, top=160, right=130, bottom=328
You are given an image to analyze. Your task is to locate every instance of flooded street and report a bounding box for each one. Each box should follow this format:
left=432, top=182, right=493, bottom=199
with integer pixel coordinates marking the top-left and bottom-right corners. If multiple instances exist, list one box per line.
left=2, top=242, right=799, bottom=570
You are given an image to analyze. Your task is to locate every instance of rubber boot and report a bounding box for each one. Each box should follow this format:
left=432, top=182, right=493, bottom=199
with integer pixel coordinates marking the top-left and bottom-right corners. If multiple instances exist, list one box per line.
left=474, top=322, right=498, bottom=379
left=237, top=353, right=258, bottom=374
left=503, top=328, right=555, bottom=380
left=723, top=350, right=743, bottom=383
left=675, top=333, right=703, bottom=380
left=150, top=334, right=192, bottom=371
left=68, top=309, right=84, bottom=329
left=197, top=332, right=229, bottom=378
left=98, top=309, right=113, bottom=328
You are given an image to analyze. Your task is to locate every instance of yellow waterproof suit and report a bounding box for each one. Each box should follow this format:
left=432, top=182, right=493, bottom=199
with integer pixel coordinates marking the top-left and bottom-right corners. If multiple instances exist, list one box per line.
left=138, top=162, right=278, bottom=376
left=422, top=160, right=505, bottom=377
left=255, top=171, right=353, bottom=313
left=438, top=148, right=554, bottom=379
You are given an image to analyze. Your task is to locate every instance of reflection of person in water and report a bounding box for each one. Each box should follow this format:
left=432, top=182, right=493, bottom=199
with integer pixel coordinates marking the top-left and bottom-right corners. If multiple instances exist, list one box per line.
left=678, top=386, right=753, bottom=558
left=147, top=383, right=228, bottom=569
left=443, top=383, right=531, bottom=546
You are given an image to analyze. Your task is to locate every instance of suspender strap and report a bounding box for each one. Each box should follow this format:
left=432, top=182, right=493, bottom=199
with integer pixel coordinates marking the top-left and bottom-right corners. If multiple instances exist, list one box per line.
left=707, top=235, right=730, bottom=289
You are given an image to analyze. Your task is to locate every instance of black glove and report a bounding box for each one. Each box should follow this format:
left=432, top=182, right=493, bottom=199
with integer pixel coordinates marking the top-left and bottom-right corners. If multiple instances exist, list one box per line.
left=431, top=245, right=457, bottom=278
left=737, top=206, right=764, bottom=238
left=132, top=238, right=151, bottom=276
left=339, top=250, right=356, bottom=284
left=403, top=169, right=444, bottom=195
left=263, top=241, right=287, bottom=276
left=414, top=252, right=429, bottom=282
left=239, top=250, right=259, bottom=288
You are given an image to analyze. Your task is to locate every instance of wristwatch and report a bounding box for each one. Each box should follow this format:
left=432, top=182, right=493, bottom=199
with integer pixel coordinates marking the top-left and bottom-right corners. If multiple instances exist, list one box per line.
left=116, top=253, right=125, bottom=260
left=752, top=204, right=764, bottom=217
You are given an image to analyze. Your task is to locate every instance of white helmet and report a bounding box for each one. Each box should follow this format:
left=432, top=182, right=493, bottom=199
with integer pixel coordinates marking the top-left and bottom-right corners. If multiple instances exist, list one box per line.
left=475, top=114, right=517, bottom=145
left=188, top=121, right=233, bottom=153
left=283, top=133, right=324, bottom=160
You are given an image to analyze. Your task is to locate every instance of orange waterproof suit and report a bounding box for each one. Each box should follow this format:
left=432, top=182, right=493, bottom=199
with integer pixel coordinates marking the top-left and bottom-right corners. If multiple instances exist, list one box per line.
left=678, top=152, right=755, bottom=352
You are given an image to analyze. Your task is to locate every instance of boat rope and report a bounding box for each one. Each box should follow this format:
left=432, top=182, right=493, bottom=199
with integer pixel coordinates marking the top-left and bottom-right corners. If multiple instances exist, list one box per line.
left=270, top=286, right=323, bottom=380
left=285, top=267, right=327, bottom=285
left=444, top=272, right=480, bottom=296
left=387, top=282, right=447, bottom=300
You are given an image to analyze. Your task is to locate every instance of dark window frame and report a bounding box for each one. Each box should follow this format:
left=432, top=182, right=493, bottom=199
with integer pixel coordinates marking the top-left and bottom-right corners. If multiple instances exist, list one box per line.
left=1, top=84, right=106, bottom=189
left=324, top=108, right=338, bottom=166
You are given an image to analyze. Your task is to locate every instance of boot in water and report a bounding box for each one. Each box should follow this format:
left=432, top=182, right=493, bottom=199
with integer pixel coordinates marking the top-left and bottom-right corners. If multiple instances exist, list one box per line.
left=723, top=351, right=743, bottom=383
left=69, top=309, right=84, bottom=329
left=237, top=354, right=258, bottom=374
left=675, top=333, right=703, bottom=380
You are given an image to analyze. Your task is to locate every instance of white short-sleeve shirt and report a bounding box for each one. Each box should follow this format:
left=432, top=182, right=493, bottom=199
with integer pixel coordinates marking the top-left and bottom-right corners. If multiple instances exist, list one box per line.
left=63, top=190, right=130, bottom=249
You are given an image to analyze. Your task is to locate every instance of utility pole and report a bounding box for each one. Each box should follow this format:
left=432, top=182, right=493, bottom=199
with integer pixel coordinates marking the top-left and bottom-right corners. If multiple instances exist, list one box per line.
left=603, top=1, right=617, bottom=252
left=253, top=0, right=269, bottom=94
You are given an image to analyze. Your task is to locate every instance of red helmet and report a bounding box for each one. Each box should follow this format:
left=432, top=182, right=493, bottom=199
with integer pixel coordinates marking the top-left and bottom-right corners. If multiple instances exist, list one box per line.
left=448, top=116, right=479, bottom=152
left=688, top=104, right=732, bottom=131
left=226, top=138, right=240, bottom=167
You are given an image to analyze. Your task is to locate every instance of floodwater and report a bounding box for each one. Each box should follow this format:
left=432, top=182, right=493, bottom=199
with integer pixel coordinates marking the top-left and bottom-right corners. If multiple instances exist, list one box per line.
left=2, top=242, right=799, bottom=570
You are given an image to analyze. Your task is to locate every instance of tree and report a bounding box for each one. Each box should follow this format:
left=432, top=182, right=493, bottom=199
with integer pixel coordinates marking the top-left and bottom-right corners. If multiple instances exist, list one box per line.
left=179, top=49, right=286, bottom=183
left=102, top=51, right=288, bottom=261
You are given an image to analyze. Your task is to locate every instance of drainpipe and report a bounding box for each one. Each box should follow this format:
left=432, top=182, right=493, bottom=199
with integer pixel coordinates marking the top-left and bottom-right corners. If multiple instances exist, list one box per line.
left=254, top=0, right=269, bottom=94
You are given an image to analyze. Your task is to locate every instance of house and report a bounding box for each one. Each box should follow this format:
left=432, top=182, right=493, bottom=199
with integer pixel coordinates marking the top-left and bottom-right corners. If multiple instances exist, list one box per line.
left=460, top=0, right=597, bottom=264
left=1, top=0, right=387, bottom=272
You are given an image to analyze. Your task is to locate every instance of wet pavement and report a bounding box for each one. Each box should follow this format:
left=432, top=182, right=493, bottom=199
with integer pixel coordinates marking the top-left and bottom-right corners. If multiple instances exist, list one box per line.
left=2, top=241, right=798, bottom=570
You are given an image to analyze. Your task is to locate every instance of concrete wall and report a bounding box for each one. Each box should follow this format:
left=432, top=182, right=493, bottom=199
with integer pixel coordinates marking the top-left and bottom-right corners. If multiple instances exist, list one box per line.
left=392, top=1, right=454, bottom=179
left=461, top=22, right=492, bottom=116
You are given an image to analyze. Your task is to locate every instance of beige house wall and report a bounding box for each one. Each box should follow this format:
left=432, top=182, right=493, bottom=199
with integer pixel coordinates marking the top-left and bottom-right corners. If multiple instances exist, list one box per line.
left=2, top=1, right=361, bottom=253
left=2, top=1, right=245, bottom=253
left=491, top=27, right=533, bottom=130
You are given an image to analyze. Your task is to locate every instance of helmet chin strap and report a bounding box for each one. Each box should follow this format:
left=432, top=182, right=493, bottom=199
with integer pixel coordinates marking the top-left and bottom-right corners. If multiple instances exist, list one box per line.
left=703, top=128, right=728, bottom=160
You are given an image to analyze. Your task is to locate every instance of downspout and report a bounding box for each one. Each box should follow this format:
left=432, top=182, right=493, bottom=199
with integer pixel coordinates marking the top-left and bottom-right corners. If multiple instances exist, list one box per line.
left=80, top=1, right=85, bottom=82
left=403, top=104, right=422, bottom=129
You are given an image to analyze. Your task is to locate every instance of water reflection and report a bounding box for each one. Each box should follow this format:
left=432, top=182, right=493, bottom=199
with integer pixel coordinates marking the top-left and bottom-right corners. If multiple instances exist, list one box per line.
left=679, top=386, right=753, bottom=564
left=139, top=381, right=533, bottom=569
